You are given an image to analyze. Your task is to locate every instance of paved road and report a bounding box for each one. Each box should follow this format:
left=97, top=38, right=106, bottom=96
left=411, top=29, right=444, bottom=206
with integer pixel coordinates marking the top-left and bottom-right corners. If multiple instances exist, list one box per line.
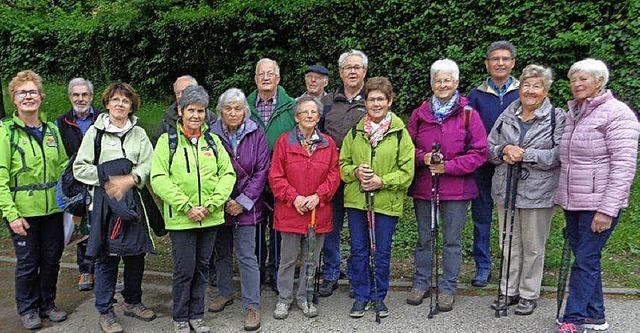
left=1, top=261, right=639, bottom=333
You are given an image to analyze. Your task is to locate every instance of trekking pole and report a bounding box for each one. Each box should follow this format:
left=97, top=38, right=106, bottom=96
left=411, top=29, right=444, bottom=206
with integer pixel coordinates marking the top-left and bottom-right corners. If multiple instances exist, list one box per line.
left=428, top=143, right=442, bottom=319
left=306, top=208, right=317, bottom=307
left=366, top=191, right=381, bottom=324
left=313, top=251, right=323, bottom=304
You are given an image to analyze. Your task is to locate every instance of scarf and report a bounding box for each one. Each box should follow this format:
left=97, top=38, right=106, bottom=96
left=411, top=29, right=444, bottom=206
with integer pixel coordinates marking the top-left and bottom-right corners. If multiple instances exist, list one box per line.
left=296, top=127, right=323, bottom=155
left=364, top=112, right=392, bottom=148
left=223, top=122, right=245, bottom=156
left=432, top=90, right=459, bottom=122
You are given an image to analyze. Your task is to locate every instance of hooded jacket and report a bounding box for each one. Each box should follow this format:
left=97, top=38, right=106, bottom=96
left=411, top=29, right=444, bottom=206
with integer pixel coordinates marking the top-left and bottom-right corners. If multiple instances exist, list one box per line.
left=468, top=77, right=520, bottom=135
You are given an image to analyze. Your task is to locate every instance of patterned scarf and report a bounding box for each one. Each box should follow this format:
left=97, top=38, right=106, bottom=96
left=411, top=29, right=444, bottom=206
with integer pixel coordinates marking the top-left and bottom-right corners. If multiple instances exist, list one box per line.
left=223, top=122, right=245, bottom=156
left=296, top=127, right=323, bottom=155
left=432, top=90, right=459, bottom=122
left=364, top=112, right=392, bottom=148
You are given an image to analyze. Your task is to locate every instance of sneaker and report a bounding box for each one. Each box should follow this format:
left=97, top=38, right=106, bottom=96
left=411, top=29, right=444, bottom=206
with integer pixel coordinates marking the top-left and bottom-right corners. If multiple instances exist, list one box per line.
left=99, top=310, right=123, bottom=333
left=273, top=302, right=290, bottom=320
left=471, top=270, right=492, bottom=288
left=189, top=318, right=211, bottom=333
left=349, top=300, right=367, bottom=318
left=318, top=279, right=338, bottom=297
left=438, top=294, right=455, bottom=312
left=208, top=296, right=233, bottom=313
left=406, top=288, right=429, bottom=306
left=554, top=322, right=586, bottom=333
left=40, top=307, right=68, bottom=322
left=514, top=298, right=537, bottom=315
left=491, top=294, right=521, bottom=310
left=297, top=301, right=318, bottom=318
left=244, top=307, right=261, bottom=331
left=374, top=301, right=389, bottom=318
left=174, top=320, right=190, bottom=333
left=78, top=273, right=94, bottom=291
left=556, top=317, right=610, bottom=331
left=21, top=311, right=42, bottom=330
left=123, top=302, right=156, bottom=321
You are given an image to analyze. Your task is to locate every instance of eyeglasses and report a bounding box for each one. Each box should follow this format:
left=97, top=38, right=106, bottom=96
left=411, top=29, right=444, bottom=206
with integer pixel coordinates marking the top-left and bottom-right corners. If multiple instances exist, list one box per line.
left=433, top=79, right=455, bottom=86
left=341, top=65, right=364, bottom=73
left=297, top=109, right=319, bottom=116
left=521, top=83, right=545, bottom=91
left=256, top=72, right=277, bottom=79
left=487, top=56, right=514, bottom=63
left=110, top=97, right=132, bottom=106
left=14, top=90, right=40, bottom=99
left=71, top=92, right=92, bottom=98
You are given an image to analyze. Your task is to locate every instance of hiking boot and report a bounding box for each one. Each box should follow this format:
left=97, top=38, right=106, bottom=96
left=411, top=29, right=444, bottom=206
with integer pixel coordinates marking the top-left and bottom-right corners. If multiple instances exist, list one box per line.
left=21, top=311, right=42, bottom=330
left=406, top=288, right=430, bottom=306
left=244, top=308, right=261, bottom=331
left=273, top=302, right=290, bottom=320
left=471, top=270, right=492, bottom=288
left=491, top=294, right=520, bottom=310
left=374, top=301, right=389, bottom=318
left=297, top=300, right=318, bottom=318
left=174, top=320, right=190, bottom=333
left=189, top=318, right=210, bottom=333
left=318, top=279, right=338, bottom=297
left=514, top=298, right=537, bottom=315
left=349, top=300, right=367, bottom=318
left=554, top=322, right=586, bottom=333
left=78, top=273, right=94, bottom=291
left=40, top=307, right=68, bottom=322
left=208, top=296, right=233, bottom=313
left=556, top=317, right=610, bottom=331
left=438, top=294, right=455, bottom=312
left=99, top=310, right=123, bottom=333
left=123, top=302, right=156, bottom=321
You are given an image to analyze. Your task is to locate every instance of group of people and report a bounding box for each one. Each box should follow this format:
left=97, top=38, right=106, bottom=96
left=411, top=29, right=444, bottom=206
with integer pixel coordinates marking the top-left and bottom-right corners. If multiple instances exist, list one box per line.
left=0, top=41, right=637, bottom=333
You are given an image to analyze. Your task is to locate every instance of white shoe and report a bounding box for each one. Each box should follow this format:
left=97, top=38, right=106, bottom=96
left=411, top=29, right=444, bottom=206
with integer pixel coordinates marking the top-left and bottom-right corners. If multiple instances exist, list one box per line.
left=297, top=301, right=318, bottom=318
left=273, top=302, right=290, bottom=320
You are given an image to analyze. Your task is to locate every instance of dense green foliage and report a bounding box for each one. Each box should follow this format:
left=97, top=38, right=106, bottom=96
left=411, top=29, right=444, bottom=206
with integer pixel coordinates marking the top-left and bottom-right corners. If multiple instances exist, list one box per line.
left=1, top=0, right=639, bottom=115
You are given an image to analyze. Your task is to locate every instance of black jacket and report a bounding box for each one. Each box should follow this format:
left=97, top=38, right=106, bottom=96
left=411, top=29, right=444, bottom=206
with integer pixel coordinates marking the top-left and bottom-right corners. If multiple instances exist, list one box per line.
left=55, top=107, right=100, bottom=157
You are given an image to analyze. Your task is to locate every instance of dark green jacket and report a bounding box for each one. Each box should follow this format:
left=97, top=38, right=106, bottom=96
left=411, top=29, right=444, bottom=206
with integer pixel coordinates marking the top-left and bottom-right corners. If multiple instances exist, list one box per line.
left=247, top=85, right=296, bottom=150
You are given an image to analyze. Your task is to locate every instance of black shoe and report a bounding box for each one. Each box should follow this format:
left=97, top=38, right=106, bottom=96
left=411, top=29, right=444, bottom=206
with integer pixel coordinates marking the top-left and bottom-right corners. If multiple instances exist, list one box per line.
left=471, top=271, right=492, bottom=288
left=491, top=295, right=520, bottom=310
left=319, top=279, right=338, bottom=297
left=514, top=298, right=537, bottom=316
left=349, top=301, right=367, bottom=318
left=374, top=301, right=389, bottom=318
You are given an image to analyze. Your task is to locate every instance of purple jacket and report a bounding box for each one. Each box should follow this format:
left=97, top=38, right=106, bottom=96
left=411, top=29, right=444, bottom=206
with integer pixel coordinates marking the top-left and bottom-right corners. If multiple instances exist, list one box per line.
left=555, top=90, right=640, bottom=217
left=407, top=95, right=487, bottom=200
left=211, top=118, right=270, bottom=226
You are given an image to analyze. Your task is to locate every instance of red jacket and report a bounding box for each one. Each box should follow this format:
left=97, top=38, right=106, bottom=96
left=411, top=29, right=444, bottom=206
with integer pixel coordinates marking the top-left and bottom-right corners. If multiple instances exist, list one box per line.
left=269, top=130, right=340, bottom=235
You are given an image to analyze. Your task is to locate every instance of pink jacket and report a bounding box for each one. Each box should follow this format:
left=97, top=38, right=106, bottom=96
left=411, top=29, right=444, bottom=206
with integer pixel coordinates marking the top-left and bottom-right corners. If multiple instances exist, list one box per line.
left=555, top=90, right=640, bottom=217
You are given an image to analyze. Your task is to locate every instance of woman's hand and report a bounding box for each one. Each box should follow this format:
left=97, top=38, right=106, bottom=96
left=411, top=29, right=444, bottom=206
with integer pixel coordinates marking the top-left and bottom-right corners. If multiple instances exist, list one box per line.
left=502, top=145, right=525, bottom=164
left=293, top=195, right=308, bottom=215
left=355, top=164, right=374, bottom=181
left=187, top=206, right=209, bottom=222
left=304, top=193, right=320, bottom=211
left=104, top=174, right=136, bottom=201
left=429, top=163, right=445, bottom=174
left=9, top=217, right=30, bottom=236
left=361, top=174, right=383, bottom=192
left=225, top=200, right=244, bottom=216
left=591, top=212, right=614, bottom=233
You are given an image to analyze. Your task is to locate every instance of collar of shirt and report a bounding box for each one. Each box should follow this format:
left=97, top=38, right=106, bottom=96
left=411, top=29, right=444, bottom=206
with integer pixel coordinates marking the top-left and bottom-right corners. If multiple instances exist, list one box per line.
left=488, top=77, right=513, bottom=96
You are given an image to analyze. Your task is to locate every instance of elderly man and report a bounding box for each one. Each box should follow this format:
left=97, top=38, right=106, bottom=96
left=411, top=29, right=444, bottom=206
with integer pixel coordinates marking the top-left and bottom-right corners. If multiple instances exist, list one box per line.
left=55, top=77, right=100, bottom=291
left=468, top=41, right=520, bottom=288
left=151, top=75, right=201, bottom=146
left=299, top=65, right=329, bottom=99
left=247, top=58, right=296, bottom=292
left=318, top=50, right=368, bottom=298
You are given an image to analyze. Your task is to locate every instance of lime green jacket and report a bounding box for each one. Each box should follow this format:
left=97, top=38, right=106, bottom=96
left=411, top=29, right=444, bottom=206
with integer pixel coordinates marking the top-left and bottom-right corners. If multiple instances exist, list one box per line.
left=150, top=124, right=236, bottom=230
left=0, top=114, right=68, bottom=222
left=340, top=112, right=415, bottom=217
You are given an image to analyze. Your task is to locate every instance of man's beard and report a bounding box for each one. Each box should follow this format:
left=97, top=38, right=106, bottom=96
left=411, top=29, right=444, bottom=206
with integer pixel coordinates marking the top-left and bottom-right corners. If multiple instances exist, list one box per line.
left=73, top=105, right=90, bottom=115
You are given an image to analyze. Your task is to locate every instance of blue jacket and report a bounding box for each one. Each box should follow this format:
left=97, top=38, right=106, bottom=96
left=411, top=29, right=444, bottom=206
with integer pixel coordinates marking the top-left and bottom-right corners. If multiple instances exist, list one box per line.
left=468, top=77, right=520, bottom=135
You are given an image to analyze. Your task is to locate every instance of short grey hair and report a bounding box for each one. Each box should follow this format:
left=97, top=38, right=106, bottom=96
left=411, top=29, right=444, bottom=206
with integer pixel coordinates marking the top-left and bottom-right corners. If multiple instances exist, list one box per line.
left=520, top=64, right=553, bottom=90
left=430, top=59, right=460, bottom=83
left=173, top=75, right=198, bottom=92
left=178, top=85, right=209, bottom=110
left=255, top=58, right=280, bottom=76
left=486, top=41, right=517, bottom=59
left=338, top=50, right=368, bottom=69
left=216, top=88, right=251, bottom=120
left=68, top=77, right=94, bottom=95
left=568, top=58, right=609, bottom=89
left=294, top=95, right=324, bottom=117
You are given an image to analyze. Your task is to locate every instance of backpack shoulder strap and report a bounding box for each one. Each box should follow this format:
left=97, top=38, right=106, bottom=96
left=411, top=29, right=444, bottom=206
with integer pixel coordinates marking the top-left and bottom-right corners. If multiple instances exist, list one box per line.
left=550, top=106, right=557, bottom=147
left=167, top=126, right=179, bottom=173
left=463, top=106, right=472, bottom=151
left=94, top=128, right=104, bottom=165
left=7, top=121, right=28, bottom=173
left=203, top=131, right=219, bottom=159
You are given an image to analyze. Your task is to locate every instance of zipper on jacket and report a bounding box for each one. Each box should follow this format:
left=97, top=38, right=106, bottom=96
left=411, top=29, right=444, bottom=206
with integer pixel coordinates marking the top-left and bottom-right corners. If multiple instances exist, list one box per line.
left=184, top=148, right=191, bottom=173
left=592, top=169, right=596, bottom=193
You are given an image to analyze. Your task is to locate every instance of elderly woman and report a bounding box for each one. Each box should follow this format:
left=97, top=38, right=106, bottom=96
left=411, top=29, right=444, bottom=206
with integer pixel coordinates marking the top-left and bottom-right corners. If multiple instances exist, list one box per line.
left=554, top=59, right=640, bottom=333
left=209, top=88, right=269, bottom=331
left=0, top=70, right=68, bottom=329
left=486, top=64, right=565, bottom=315
left=268, top=95, right=340, bottom=320
left=151, top=85, right=235, bottom=333
left=405, top=60, right=487, bottom=312
left=74, top=82, right=156, bottom=333
left=340, top=77, right=414, bottom=318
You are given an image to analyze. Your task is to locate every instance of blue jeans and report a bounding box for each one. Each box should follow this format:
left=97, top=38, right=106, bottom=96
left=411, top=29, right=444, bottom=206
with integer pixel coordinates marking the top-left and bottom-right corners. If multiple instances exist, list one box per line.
left=322, top=182, right=349, bottom=281
left=412, top=199, right=468, bottom=295
left=215, top=225, right=261, bottom=309
left=94, top=253, right=145, bottom=314
left=562, top=210, right=618, bottom=324
left=170, top=228, right=217, bottom=321
left=471, top=163, right=494, bottom=274
left=347, top=208, right=397, bottom=302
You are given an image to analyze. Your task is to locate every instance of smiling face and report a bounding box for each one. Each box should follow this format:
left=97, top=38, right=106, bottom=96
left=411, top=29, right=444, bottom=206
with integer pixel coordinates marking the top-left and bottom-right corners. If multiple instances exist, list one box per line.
left=254, top=61, right=280, bottom=96
left=179, top=102, right=206, bottom=132
left=106, top=92, right=132, bottom=123
left=431, top=71, right=459, bottom=103
left=519, top=77, right=548, bottom=111
left=365, top=90, right=392, bottom=123
left=294, top=100, right=320, bottom=132
left=485, top=49, right=516, bottom=84
left=305, top=73, right=328, bottom=97
left=570, top=71, right=603, bottom=101
left=339, top=55, right=367, bottom=91
left=12, top=81, right=42, bottom=115
left=69, top=84, right=93, bottom=113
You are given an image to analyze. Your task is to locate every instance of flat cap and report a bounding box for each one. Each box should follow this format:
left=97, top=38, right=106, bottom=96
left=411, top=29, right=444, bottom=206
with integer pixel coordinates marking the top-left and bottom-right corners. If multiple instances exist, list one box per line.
left=305, top=65, right=329, bottom=76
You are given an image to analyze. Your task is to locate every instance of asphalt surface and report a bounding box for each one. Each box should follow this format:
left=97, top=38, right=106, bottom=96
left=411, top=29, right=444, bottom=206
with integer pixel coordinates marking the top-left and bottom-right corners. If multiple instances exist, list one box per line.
left=0, top=260, right=639, bottom=333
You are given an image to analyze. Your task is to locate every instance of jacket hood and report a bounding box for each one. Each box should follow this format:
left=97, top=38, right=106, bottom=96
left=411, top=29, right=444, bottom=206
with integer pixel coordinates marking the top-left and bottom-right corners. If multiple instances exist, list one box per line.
left=567, top=89, right=614, bottom=118
left=503, top=96, right=554, bottom=121
left=93, top=112, right=139, bottom=131
left=210, top=117, right=259, bottom=143
left=475, top=76, right=520, bottom=96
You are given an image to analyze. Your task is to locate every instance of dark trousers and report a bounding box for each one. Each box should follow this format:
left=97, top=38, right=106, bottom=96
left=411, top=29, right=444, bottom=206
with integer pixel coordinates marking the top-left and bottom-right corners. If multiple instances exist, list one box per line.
left=94, top=253, right=145, bottom=314
left=256, top=193, right=280, bottom=282
left=77, top=238, right=94, bottom=274
left=170, top=227, right=217, bottom=321
left=471, top=163, right=495, bottom=274
left=10, top=213, right=64, bottom=315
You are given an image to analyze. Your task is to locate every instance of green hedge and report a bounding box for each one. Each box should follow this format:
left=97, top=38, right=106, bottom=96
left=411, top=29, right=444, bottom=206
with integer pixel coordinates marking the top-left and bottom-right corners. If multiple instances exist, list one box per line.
left=1, top=0, right=638, bottom=115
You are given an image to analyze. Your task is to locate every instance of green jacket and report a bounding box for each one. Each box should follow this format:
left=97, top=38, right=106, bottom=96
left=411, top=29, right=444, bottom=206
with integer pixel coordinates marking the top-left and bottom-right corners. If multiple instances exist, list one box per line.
left=247, top=85, right=296, bottom=150
left=0, top=113, right=68, bottom=222
left=339, top=112, right=415, bottom=217
left=150, top=124, right=236, bottom=230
